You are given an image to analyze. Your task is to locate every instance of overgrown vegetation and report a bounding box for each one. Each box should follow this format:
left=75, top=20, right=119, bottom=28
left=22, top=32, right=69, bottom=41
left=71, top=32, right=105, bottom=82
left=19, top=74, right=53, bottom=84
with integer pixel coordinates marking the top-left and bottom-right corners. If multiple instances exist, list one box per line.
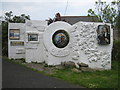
left=50, top=61, right=118, bottom=88
left=112, top=40, right=120, bottom=61
left=116, top=11, right=120, bottom=40
left=2, top=22, right=8, bottom=56
left=88, top=0, right=118, bottom=27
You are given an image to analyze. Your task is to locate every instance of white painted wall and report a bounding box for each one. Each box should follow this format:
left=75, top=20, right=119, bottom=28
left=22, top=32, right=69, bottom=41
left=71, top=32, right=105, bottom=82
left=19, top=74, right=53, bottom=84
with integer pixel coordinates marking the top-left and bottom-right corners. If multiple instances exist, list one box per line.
left=8, top=23, right=25, bottom=59
left=43, top=21, right=73, bottom=65
left=8, top=21, right=113, bottom=69
left=25, top=20, right=48, bottom=63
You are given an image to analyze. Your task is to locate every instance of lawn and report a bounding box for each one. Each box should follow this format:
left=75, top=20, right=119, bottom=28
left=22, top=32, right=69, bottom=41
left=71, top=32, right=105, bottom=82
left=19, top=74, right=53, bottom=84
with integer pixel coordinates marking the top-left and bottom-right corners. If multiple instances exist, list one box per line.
left=49, top=60, right=119, bottom=88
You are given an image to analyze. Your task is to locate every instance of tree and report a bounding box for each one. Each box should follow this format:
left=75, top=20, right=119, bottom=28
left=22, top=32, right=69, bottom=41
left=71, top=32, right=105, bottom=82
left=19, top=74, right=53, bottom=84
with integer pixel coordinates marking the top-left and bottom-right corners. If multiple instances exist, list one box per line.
left=5, top=11, right=13, bottom=22
left=88, top=0, right=118, bottom=28
left=4, top=11, right=30, bottom=23
left=116, top=10, right=120, bottom=40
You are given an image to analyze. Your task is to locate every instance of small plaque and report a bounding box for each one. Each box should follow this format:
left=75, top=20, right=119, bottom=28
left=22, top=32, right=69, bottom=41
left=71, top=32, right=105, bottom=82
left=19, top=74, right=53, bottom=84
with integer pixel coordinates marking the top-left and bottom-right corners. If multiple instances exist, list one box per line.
left=28, top=34, right=38, bottom=41
left=9, top=29, right=20, bottom=40
left=11, top=41, right=24, bottom=46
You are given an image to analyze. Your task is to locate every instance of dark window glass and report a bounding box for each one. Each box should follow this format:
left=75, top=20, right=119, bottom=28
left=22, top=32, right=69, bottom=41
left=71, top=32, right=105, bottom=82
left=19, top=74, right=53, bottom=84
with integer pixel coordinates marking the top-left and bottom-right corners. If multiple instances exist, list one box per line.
left=52, top=30, right=69, bottom=48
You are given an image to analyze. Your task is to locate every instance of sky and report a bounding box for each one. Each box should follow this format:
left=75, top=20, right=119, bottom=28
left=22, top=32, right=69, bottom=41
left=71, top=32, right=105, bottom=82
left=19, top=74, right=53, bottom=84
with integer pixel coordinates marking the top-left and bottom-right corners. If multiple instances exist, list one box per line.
left=0, top=0, right=115, bottom=20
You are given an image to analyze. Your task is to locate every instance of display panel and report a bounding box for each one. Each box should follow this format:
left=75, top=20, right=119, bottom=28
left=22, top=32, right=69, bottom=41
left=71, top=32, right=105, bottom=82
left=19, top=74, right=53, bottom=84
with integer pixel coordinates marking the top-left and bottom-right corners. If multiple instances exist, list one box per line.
left=9, top=29, right=20, bottom=40
left=97, top=25, right=110, bottom=45
left=28, top=34, right=38, bottom=41
left=52, top=30, right=69, bottom=48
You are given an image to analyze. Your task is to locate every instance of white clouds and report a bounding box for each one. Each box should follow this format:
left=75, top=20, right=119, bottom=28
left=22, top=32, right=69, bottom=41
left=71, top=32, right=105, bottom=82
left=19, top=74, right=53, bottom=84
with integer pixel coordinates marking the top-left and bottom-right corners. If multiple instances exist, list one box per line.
left=0, top=3, right=2, bottom=16
left=2, top=2, right=67, bottom=20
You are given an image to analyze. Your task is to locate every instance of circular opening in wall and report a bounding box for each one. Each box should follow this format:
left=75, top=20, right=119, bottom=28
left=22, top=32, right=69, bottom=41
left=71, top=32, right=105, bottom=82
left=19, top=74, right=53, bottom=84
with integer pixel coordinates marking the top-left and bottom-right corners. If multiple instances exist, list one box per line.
left=52, top=30, right=69, bottom=48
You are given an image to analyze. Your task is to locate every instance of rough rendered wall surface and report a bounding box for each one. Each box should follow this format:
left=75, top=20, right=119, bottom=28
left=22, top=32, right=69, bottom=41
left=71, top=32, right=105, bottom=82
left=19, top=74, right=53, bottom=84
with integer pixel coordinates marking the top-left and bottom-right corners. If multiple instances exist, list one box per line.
left=43, top=21, right=113, bottom=69
left=71, top=22, right=113, bottom=69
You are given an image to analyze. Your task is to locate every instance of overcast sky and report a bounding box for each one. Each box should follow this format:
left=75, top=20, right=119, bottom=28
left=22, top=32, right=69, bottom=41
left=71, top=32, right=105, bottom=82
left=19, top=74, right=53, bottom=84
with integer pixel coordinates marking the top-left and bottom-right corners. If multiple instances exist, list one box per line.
left=1, top=0, right=114, bottom=20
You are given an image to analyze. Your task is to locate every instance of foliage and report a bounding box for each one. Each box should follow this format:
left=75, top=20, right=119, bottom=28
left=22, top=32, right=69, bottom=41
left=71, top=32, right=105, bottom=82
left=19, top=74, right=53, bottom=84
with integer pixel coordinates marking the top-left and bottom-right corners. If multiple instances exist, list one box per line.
left=46, top=13, right=66, bottom=25
left=4, top=11, right=30, bottom=23
left=115, top=11, right=120, bottom=40
left=46, top=18, right=54, bottom=25
left=116, top=11, right=120, bottom=29
left=2, top=11, right=30, bottom=56
left=2, top=21, right=8, bottom=56
left=112, top=40, right=120, bottom=61
left=88, top=0, right=118, bottom=28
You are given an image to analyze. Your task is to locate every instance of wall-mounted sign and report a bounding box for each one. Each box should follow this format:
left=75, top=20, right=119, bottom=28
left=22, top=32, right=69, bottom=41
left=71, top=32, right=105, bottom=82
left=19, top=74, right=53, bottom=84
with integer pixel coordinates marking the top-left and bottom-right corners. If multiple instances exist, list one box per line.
left=9, top=29, right=20, bottom=40
left=11, top=41, right=24, bottom=46
left=52, top=30, right=69, bottom=48
left=97, top=25, right=110, bottom=45
left=28, top=34, right=38, bottom=41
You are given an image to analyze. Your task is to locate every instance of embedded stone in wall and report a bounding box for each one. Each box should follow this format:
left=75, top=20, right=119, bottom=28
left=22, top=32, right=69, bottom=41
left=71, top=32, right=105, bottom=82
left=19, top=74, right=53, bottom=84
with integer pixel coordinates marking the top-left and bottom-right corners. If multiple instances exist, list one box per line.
left=72, top=55, right=79, bottom=60
left=50, top=48, right=70, bottom=57
left=77, top=62, right=88, bottom=67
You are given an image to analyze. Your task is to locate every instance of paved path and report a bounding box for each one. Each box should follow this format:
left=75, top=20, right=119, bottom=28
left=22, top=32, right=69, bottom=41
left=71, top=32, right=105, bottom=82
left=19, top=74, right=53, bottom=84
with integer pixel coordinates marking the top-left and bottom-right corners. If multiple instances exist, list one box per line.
left=2, top=59, right=84, bottom=88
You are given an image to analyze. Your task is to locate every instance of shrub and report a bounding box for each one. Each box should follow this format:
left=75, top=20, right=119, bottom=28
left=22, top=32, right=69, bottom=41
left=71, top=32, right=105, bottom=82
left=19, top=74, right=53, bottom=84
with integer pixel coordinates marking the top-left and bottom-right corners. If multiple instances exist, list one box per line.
left=112, top=40, right=120, bottom=61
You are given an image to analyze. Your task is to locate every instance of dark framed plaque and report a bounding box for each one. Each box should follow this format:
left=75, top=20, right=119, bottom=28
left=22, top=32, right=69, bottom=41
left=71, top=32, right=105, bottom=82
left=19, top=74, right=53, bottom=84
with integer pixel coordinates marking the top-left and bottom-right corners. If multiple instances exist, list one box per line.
left=28, top=34, right=38, bottom=41
left=97, top=25, right=110, bottom=45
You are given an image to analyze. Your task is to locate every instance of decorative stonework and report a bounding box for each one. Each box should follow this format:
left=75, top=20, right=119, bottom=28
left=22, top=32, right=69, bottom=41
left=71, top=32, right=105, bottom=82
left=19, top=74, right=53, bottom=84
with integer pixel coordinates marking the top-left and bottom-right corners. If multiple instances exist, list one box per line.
left=101, top=51, right=111, bottom=67
left=50, top=47, right=70, bottom=57
left=77, top=24, right=101, bottom=63
left=70, top=22, right=112, bottom=69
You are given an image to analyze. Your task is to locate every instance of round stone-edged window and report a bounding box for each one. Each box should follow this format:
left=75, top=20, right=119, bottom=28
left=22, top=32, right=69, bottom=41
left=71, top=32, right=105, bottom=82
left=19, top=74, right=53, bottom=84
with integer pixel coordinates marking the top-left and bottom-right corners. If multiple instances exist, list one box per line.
left=52, top=30, right=69, bottom=48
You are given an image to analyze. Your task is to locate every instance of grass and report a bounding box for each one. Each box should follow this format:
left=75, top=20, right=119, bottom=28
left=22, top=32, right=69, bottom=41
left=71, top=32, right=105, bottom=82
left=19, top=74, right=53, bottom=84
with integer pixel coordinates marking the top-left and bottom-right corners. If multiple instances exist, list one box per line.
left=50, top=61, right=119, bottom=88
left=3, top=57, right=119, bottom=88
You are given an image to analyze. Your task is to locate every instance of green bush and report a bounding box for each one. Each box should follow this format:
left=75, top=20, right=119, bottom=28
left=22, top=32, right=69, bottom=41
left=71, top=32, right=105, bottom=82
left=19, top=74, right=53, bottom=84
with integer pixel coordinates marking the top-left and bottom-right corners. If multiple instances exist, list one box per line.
left=112, top=40, right=120, bottom=61
left=2, top=22, right=8, bottom=56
